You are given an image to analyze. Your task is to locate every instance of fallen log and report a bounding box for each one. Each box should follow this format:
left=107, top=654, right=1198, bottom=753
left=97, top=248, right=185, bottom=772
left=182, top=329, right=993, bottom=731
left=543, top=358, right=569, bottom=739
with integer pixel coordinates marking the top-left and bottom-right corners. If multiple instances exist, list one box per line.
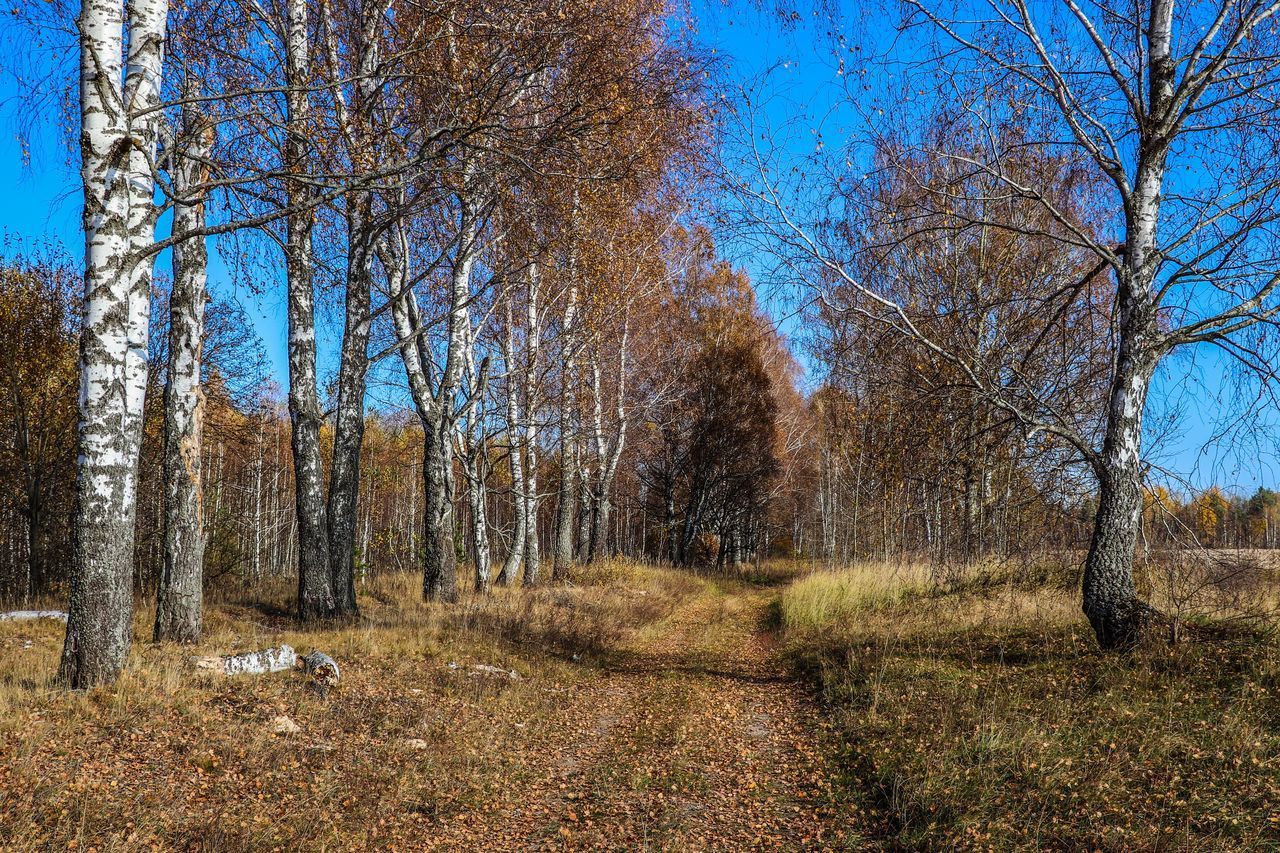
left=0, top=610, right=68, bottom=622
left=192, top=644, right=297, bottom=675
left=296, top=650, right=340, bottom=687
left=468, top=663, right=521, bottom=682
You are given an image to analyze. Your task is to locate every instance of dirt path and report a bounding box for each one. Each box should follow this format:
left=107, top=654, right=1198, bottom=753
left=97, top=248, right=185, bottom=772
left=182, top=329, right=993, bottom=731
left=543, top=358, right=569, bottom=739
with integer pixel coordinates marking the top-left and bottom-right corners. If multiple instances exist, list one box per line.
left=429, top=577, right=847, bottom=851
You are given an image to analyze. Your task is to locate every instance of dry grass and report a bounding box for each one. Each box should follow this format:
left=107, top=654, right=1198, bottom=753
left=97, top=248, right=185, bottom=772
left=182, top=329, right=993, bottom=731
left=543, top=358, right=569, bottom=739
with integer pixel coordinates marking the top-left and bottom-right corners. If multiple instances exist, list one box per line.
left=779, top=560, right=936, bottom=631
left=0, top=560, right=693, bottom=850
left=780, top=559, right=1280, bottom=850
left=10, top=554, right=1279, bottom=850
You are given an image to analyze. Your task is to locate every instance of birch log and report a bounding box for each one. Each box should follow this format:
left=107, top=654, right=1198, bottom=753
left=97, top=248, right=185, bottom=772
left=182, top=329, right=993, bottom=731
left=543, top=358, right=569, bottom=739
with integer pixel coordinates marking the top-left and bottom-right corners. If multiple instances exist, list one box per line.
left=192, top=644, right=297, bottom=675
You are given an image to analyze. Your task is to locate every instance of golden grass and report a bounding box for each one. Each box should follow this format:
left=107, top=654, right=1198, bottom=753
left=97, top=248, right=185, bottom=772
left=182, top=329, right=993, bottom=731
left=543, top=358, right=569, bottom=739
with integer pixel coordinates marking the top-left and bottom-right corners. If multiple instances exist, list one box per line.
left=778, top=560, right=936, bottom=631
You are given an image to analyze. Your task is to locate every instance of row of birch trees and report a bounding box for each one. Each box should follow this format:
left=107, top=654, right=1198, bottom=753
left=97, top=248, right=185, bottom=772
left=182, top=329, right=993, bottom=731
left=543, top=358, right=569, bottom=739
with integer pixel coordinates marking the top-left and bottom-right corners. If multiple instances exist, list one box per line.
left=29, top=0, right=715, bottom=687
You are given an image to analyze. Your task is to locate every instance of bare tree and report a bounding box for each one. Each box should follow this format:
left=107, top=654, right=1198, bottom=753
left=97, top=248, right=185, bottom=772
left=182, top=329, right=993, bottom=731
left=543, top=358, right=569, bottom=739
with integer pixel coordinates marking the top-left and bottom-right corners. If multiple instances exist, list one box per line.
left=727, top=0, right=1280, bottom=648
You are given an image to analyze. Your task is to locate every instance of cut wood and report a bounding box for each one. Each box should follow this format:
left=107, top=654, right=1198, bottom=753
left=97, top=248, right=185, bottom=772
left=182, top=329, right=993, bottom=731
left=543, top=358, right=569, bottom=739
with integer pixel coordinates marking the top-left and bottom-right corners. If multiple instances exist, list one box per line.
left=0, top=611, right=68, bottom=622
left=192, top=644, right=297, bottom=675
left=296, top=650, right=340, bottom=686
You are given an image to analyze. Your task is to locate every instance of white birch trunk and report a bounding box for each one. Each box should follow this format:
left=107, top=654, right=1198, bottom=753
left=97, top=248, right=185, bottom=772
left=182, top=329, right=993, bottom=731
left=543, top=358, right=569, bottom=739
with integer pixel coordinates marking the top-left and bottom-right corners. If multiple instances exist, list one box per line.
left=282, top=0, right=334, bottom=621
left=498, top=298, right=526, bottom=585
left=60, top=0, right=169, bottom=688
left=521, top=258, right=544, bottom=584
left=585, top=322, right=630, bottom=564
left=552, top=282, right=580, bottom=577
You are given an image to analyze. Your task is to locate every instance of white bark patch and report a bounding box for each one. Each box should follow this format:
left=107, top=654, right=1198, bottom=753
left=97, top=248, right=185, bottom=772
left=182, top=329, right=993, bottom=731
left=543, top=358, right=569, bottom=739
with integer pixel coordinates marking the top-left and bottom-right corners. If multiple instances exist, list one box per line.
left=0, top=611, right=68, bottom=622
left=192, top=643, right=297, bottom=675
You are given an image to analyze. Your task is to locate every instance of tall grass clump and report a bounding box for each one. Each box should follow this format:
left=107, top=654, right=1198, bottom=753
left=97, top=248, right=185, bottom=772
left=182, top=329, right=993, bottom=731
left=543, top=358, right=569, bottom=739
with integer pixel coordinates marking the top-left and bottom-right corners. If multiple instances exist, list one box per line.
left=779, top=561, right=935, bottom=632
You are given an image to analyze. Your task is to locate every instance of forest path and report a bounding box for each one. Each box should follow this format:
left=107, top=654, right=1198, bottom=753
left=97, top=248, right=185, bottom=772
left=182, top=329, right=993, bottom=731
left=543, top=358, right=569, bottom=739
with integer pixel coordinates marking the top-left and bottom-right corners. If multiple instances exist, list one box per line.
left=431, top=575, right=848, bottom=851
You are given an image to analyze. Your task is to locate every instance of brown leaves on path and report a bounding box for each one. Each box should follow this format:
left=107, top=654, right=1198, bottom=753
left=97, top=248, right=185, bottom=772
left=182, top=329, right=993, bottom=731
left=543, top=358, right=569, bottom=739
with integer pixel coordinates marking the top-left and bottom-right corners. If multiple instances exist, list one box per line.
left=0, top=570, right=853, bottom=851
left=423, top=581, right=849, bottom=851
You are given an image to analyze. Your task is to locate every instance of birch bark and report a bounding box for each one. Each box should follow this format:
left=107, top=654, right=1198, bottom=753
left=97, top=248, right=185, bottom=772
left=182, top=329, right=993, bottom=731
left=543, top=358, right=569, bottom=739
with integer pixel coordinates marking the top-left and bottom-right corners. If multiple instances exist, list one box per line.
left=586, top=324, right=630, bottom=563
left=283, top=0, right=335, bottom=621
left=551, top=282, right=579, bottom=577
left=520, top=259, right=543, bottom=584
left=60, top=0, right=169, bottom=687
left=498, top=298, right=526, bottom=585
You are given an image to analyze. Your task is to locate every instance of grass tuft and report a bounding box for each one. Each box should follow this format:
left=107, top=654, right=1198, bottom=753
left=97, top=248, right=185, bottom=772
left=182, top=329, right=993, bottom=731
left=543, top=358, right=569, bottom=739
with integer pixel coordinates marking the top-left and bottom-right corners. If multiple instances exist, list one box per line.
left=779, top=561, right=935, bottom=631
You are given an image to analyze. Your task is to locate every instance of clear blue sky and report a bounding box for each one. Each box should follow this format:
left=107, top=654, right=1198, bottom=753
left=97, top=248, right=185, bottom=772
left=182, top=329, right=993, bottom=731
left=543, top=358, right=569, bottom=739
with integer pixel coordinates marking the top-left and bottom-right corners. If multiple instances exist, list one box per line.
left=0, top=0, right=1273, bottom=495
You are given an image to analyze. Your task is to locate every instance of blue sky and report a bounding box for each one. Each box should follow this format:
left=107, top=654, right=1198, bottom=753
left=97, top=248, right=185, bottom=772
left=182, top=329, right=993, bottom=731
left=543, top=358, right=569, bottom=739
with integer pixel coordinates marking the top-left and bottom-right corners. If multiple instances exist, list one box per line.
left=0, top=0, right=1273, bottom=495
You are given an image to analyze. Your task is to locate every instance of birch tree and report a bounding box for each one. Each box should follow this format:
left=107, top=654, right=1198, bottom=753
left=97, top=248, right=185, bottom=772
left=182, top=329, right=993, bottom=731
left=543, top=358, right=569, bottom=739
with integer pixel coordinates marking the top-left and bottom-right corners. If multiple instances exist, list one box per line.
left=154, top=88, right=216, bottom=643
left=59, top=0, right=170, bottom=687
left=279, top=0, right=337, bottom=621
left=320, top=0, right=399, bottom=617
left=729, top=1, right=1280, bottom=648
left=495, top=234, right=547, bottom=586
left=551, top=242, right=582, bottom=576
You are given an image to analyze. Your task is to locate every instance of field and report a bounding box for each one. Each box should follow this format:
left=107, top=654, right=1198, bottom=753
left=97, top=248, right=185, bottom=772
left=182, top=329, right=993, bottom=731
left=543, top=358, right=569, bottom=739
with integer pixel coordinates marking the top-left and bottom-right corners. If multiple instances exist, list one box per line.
left=779, top=556, right=1280, bottom=850
left=2, top=557, right=1278, bottom=850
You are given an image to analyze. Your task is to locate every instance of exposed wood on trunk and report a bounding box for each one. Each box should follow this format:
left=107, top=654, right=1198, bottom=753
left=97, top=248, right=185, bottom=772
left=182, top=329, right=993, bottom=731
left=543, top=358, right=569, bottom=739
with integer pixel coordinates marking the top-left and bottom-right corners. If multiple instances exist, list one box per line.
left=156, top=85, right=215, bottom=645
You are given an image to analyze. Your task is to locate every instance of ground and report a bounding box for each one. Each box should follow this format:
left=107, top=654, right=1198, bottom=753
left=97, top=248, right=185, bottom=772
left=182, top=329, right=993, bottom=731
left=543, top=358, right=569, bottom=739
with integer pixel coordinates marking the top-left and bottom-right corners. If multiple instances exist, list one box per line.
left=0, top=564, right=848, bottom=851
left=5, top=559, right=1279, bottom=851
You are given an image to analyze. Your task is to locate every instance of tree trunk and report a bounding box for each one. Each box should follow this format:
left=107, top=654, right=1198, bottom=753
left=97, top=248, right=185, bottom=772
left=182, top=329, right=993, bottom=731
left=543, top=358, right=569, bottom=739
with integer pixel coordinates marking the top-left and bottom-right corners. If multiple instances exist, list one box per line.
left=522, top=261, right=543, bottom=584
left=576, top=459, right=593, bottom=562
left=422, top=419, right=458, bottom=602
left=1082, top=335, right=1159, bottom=649
left=60, top=0, right=167, bottom=688
left=155, top=94, right=214, bottom=644
left=551, top=285, right=579, bottom=579
left=25, top=489, right=43, bottom=600
left=663, top=473, right=677, bottom=564
left=465, top=453, right=491, bottom=593
left=384, top=230, right=457, bottom=603
left=498, top=304, right=526, bottom=585
left=552, top=436, right=577, bottom=577
left=523, top=428, right=541, bottom=584
left=326, top=197, right=374, bottom=617
left=586, top=325, right=628, bottom=564
left=590, top=492, right=612, bottom=563
left=550, top=213, right=580, bottom=579
left=284, top=0, right=334, bottom=622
